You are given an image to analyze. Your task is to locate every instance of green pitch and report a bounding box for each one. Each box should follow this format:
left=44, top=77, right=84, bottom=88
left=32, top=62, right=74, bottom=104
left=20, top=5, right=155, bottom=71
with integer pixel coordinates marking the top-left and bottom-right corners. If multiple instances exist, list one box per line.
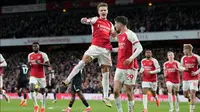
left=1, top=99, right=200, bottom=112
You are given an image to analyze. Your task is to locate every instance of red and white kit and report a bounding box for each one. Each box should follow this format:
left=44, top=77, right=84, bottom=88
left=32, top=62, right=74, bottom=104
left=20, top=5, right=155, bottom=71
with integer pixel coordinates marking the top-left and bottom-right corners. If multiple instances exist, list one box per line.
left=114, top=29, right=142, bottom=85
left=0, top=54, right=7, bottom=88
left=28, top=51, right=49, bottom=88
left=163, top=61, right=180, bottom=90
left=140, top=58, right=160, bottom=91
left=84, top=17, right=115, bottom=66
left=181, top=54, right=200, bottom=91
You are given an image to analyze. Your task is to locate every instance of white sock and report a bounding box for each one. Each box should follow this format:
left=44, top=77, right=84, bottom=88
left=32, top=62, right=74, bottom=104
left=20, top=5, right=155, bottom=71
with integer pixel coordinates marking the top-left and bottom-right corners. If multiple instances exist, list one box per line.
left=128, top=100, right=134, bottom=112
left=114, top=97, right=123, bottom=112
left=175, top=94, right=179, bottom=111
left=20, top=96, right=24, bottom=100
left=190, top=105, right=195, bottom=112
left=143, top=95, right=148, bottom=110
left=66, top=61, right=85, bottom=82
left=30, top=92, right=38, bottom=106
left=102, top=72, right=109, bottom=98
left=168, top=93, right=174, bottom=111
left=42, top=94, right=46, bottom=108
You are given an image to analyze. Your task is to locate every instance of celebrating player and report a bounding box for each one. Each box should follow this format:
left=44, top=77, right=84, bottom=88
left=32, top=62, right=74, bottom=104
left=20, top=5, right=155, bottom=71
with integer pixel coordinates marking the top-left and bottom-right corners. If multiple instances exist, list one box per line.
left=28, top=42, right=50, bottom=112
left=139, top=50, right=161, bottom=112
left=112, top=16, right=143, bottom=112
left=65, top=62, right=91, bottom=112
left=0, top=53, right=10, bottom=102
left=45, top=67, right=57, bottom=103
left=62, top=2, right=116, bottom=107
left=16, top=61, right=29, bottom=106
left=181, top=44, right=200, bottom=112
left=163, top=51, right=186, bottom=112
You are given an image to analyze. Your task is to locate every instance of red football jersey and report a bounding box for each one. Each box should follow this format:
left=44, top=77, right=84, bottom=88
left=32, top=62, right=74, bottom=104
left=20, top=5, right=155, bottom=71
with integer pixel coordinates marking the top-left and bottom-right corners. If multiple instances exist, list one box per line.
left=140, top=58, right=160, bottom=82
left=91, top=17, right=114, bottom=50
left=28, top=51, right=49, bottom=78
left=117, top=29, right=139, bottom=69
left=0, top=54, right=6, bottom=76
left=181, top=54, right=200, bottom=81
left=163, top=61, right=180, bottom=83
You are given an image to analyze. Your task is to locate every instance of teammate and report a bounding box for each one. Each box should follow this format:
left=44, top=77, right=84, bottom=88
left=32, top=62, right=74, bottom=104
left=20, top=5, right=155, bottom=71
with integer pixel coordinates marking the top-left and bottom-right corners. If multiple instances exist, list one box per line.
left=181, top=44, right=200, bottom=112
left=65, top=62, right=91, bottom=112
left=28, top=42, right=50, bottom=112
left=0, top=53, right=10, bottom=102
left=45, top=67, right=57, bottom=103
left=112, top=16, right=143, bottom=112
left=62, top=2, right=116, bottom=107
left=139, top=50, right=161, bottom=112
left=163, top=51, right=186, bottom=112
left=16, top=61, right=29, bottom=106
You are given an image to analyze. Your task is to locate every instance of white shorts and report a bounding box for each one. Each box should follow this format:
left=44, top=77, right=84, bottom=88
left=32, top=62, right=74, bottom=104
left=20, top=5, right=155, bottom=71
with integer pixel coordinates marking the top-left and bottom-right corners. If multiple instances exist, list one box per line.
left=183, top=80, right=198, bottom=91
left=29, top=76, right=46, bottom=88
left=84, top=45, right=112, bottom=66
left=0, top=76, right=3, bottom=88
left=114, top=68, right=138, bottom=85
left=166, top=81, right=180, bottom=91
left=142, top=81, right=157, bottom=91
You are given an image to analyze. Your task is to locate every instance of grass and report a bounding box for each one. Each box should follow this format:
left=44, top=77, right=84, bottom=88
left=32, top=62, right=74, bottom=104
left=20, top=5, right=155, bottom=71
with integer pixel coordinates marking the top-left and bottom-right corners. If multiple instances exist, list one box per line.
left=1, top=99, right=200, bottom=112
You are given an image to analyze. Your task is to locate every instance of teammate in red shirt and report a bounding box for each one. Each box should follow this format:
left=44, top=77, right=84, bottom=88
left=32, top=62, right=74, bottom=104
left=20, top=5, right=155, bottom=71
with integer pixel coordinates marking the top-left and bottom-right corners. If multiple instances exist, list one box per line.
left=181, top=44, right=200, bottom=112
left=0, top=54, right=10, bottom=102
left=62, top=2, right=116, bottom=107
left=163, top=51, right=185, bottom=112
left=112, top=16, right=143, bottom=112
left=139, top=50, right=161, bottom=112
left=28, top=42, right=50, bottom=112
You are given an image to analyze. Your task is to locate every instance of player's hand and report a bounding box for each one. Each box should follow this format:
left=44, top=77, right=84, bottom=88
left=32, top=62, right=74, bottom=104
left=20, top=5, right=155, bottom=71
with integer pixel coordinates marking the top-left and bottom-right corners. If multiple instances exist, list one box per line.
left=124, top=58, right=132, bottom=66
left=191, top=71, right=198, bottom=76
left=81, top=17, right=88, bottom=24
left=35, top=60, right=42, bottom=65
left=147, top=71, right=153, bottom=74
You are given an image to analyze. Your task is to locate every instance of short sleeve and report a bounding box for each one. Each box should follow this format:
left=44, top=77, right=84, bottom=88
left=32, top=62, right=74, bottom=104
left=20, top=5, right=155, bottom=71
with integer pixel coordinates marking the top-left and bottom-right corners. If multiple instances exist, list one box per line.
left=180, top=57, right=184, bottom=66
left=0, top=54, right=5, bottom=62
left=28, top=53, right=31, bottom=63
left=42, top=53, right=49, bottom=62
left=126, top=30, right=139, bottom=45
left=163, top=62, right=167, bottom=70
left=90, top=17, right=98, bottom=25
left=153, top=58, right=160, bottom=69
left=111, top=23, right=115, bottom=33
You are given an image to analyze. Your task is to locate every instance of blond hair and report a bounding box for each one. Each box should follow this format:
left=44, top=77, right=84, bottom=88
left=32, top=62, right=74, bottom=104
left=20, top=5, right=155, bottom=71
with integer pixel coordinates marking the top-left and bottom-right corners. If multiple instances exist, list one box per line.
left=183, top=44, right=193, bottom=50
left=97, top=2, right=108, bottom=10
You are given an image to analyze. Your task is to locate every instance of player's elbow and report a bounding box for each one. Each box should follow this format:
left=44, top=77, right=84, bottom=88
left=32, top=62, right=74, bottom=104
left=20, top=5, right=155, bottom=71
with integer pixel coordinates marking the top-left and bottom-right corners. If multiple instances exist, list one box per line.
left=1, top=62, right=7, bottom=67
left=157, top=68, right=161, bottom=73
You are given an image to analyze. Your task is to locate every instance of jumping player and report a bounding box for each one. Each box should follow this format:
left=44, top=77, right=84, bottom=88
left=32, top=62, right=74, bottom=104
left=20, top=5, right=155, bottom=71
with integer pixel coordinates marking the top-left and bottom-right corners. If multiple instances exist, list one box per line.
left=112, top=16, right=143, bottom=112
left=0, top=53, right=9, bottom=102
left=28, top=42, right=50, bottom=112
left=139, top=50, right=161, bottom=112
left=65, top=62, right=91, bottom=112
left=45, top=68, right=57, bottom=103
left=181, top=44, right=200, bottom=112
left=163, top=51, right=186, bottom=112
left=16, top=61, right=29, bottom=106
left=62, top=2, right=116, bottom=107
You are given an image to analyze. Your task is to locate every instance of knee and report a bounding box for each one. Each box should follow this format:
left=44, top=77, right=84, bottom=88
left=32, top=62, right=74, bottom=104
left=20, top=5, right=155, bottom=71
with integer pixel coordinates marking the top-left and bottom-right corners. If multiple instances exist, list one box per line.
left=126, top=91, right=132, bottom=98
left=101, top=65, right=109, bottom=73
left=40, top=88, right=45, bottom=94
left=114, top=89, right=120, bottom=97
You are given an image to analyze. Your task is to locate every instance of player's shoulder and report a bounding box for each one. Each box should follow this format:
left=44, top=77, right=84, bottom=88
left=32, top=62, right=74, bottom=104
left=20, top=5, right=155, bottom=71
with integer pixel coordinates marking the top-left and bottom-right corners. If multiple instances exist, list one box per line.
left=163, top=61, right=169, bottom=66
left=39, top=51, right=48, bottom=55
left=125, top=29, right=136, bottom=36
left=151, top=58, right=158, bottom=62
left=193, top=54, right=200, bottom=58
left=28, top=52, right=34, bottom=56
left=174, top=60, right=180, bottom=64
left=141, top=58, right=147, bottom=62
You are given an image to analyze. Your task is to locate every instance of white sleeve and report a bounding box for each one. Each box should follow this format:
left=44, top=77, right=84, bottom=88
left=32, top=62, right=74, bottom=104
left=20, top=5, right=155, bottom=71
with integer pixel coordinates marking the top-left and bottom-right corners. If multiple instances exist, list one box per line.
left=42, top=53, right=49, bottom=63
left=163, top=62, right=166, bottom=70
left=28, top=54, right=31, bottom=63
left=151, top=59, right=161, bottom=74
left=111, top=23, right=115, bottom=33
left=0, top=54, right=7, bottom=67
left=194, top=54, right=200, bottom=74
left=127, top=31, right=143, bottom=61
left=90, top=17, right=98, bottom=25
left=139, top=60, right=144, bottom=73
left=180, top=57, right=184, bottom=66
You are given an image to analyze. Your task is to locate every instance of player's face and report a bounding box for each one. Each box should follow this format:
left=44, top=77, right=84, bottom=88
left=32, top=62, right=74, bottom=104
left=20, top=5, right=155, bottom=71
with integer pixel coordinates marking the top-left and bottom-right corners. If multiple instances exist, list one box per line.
left=183, top=47, right=190, bottom=55
left=98, top=6, right=108, bottom=19
left=32, top=44, right=39, bottom=52
left=167, top=52, right=174, bottom=60
left=145, top=51, right=152, bottom=58
left=114, top=21, right=123, bottom=32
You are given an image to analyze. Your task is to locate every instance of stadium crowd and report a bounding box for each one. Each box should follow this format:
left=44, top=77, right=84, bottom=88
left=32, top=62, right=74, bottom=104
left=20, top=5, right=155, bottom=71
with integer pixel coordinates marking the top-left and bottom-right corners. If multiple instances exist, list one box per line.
left=0, top=4, right=200, bottom=39
left=2, top=46, right=200, bottom=95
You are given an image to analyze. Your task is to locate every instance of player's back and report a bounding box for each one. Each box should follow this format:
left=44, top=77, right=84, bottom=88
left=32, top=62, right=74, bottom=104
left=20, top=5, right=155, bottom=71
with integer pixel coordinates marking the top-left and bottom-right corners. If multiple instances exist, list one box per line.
left=18, top=64, right=29, bottom=81
left=141, top=58, right=157, bottom=82
left=164, top=61, right=180, bottom=83
left=91, top=18, right=113, bottom=50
